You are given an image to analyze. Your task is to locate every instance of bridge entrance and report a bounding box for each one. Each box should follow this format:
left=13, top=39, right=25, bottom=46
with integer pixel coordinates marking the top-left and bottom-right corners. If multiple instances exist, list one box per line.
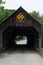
left=3, top=26, right=39, bottom=50
left=0, top=7, right=41, bottom=51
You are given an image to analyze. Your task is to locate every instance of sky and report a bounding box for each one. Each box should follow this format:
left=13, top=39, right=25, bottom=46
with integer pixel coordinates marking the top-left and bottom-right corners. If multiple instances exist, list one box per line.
left=2, top=0, right=43, bottom=15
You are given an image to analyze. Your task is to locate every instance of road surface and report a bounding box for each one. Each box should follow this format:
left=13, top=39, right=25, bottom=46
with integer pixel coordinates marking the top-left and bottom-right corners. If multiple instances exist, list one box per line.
left=0, top=50, right=43, bottom=65
left=0, top=38, right=43, bottom=65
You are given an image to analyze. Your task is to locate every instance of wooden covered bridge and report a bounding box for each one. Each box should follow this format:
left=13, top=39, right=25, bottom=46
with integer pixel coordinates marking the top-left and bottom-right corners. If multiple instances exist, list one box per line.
left=0, top=7, right=41, bottom=51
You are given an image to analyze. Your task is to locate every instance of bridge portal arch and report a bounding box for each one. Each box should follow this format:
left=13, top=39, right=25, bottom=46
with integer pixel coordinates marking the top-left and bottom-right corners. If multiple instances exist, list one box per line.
left=0, top=7, right=41, bottom=51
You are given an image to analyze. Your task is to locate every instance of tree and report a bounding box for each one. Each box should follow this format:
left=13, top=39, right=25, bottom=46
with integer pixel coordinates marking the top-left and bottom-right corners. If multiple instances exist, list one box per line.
left=0, top=9, right=14, bottom=21
left=30, top=11, right=41, bottom=22
left=0, top=0, right=5, bottom=10
left=0, top=0, right=5, bottom=4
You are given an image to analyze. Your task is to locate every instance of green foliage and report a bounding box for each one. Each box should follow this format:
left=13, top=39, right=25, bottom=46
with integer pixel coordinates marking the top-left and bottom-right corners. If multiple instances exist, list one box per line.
left=0, top=0, right=15, bottom=22
left=39, top=49, right=43, bottom=57
left=15, top=36, right=24, bottom=41
left=0, top=0, right=5, bottom=4
left=0, top=9, right=15, bottom=22
left=30, top=11, right=41, bottom=23
left=0, top=6, right=4, bottom=10
left=41, top=25, right=43, bottom=48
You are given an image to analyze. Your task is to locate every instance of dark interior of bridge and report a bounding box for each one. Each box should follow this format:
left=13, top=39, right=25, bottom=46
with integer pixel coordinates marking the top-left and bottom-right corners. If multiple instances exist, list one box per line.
left=3, top=26, right=39, bottom=50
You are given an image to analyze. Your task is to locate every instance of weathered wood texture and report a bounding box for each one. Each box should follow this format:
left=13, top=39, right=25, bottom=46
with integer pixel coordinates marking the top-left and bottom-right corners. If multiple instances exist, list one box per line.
left=0, top=7, right=41, bottom=51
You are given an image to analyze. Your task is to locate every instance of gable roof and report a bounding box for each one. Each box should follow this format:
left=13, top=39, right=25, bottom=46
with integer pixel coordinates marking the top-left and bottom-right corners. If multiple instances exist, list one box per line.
left=0, top=7, right=41, bottom=26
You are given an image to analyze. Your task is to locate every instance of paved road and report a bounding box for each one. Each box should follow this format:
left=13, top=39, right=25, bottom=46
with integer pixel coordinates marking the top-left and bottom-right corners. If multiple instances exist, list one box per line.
left=0, top=50, right=43, bottom=65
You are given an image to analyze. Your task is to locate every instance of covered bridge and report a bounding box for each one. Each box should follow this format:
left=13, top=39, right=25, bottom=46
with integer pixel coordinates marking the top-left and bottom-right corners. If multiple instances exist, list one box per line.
left=0, top=7, right=41, bottom=51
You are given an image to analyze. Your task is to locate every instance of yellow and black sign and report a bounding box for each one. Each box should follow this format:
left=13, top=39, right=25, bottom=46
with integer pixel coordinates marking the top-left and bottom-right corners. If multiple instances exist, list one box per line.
left=16, top=12, right=24, bottom=21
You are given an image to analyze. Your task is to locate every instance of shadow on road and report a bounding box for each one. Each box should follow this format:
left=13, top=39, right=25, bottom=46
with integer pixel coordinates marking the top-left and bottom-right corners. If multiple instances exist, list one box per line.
left=4, top=47, right=37, bottom=54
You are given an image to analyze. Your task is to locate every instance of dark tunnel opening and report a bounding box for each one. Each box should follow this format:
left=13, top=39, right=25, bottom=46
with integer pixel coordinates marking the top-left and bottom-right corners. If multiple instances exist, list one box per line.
left=3, top=26, right=39, bottom=51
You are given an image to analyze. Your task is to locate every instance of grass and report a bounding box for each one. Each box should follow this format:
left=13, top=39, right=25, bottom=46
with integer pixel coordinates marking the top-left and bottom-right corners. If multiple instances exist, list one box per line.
left=39, top=49, right=43, bottom=57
